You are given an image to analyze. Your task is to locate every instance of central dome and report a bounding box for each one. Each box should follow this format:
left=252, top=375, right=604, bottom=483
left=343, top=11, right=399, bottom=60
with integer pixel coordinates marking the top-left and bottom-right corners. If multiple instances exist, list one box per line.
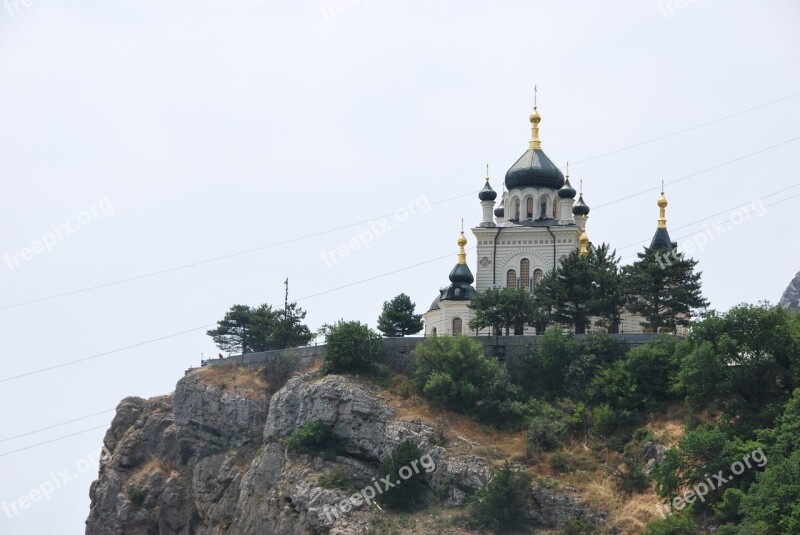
left=504, top=105, right=565, bottom=190
left=505, top=148, right=565, bottom=190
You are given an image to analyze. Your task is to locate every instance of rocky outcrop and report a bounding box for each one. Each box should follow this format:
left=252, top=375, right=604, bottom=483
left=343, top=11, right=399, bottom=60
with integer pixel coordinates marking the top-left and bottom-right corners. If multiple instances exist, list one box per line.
left=780, top=271, right=800, bottom=312
left=87, top=367, right=603, bottom=534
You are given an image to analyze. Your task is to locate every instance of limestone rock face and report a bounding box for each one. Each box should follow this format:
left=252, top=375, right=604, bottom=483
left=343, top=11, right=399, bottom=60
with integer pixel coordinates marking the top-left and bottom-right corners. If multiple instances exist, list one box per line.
left=87, top=368, right=602, bottom=534
left=780, top=271, right=800, bottom=312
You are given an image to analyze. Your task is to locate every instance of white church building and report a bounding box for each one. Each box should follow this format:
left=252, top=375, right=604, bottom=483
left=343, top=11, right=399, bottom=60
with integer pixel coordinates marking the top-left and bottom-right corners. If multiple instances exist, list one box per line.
left=423, top=103, right=676, bottom=337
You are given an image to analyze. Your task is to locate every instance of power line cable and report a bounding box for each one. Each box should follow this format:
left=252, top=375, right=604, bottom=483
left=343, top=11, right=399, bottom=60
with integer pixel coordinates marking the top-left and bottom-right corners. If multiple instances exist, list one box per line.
left=0, top=324, right=214, bottom=384
left=572, top=91, right=800, bottom=165
left=0, top=425, right=110, bottom=459
left=619, top=192, right=800, bottom=261
left=3, top=134, right=797, bottom=312
left=2, top=102, right=798, bottom=312
left=3, top=92, right=799, bottom=458
left=3, top=179, right=796, bottom=385
left=0, top=409, right=115, bottom=444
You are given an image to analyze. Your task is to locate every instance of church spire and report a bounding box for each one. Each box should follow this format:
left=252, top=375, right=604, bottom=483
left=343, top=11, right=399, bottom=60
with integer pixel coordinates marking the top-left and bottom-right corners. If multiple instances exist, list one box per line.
left=457, top=220, right=467, bottom=265
left=658, top=179, right=668, bottom=229
left=649, top=181, right=676, bottom=252
left=529, top=84, right=542, bottom=150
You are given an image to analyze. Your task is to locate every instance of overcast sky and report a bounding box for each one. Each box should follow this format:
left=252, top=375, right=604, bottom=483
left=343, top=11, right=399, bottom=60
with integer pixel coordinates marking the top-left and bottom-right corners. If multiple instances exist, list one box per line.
left=1, top=1, right=799, bottom=533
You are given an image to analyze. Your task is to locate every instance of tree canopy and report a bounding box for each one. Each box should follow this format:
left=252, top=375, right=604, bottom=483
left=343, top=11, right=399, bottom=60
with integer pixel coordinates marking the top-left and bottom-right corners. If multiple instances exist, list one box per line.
left=207, top=302, right=313, bottom=354
left=622, top=247, right=708, bottom=333
left=377, top=293, right=423, bottom=337
left=468, top=287, right=540, bottom=335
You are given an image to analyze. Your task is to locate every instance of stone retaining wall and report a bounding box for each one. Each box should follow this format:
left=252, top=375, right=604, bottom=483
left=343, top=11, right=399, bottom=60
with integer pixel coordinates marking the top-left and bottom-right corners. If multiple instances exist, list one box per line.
left=194, top=333, right=667, bottom=380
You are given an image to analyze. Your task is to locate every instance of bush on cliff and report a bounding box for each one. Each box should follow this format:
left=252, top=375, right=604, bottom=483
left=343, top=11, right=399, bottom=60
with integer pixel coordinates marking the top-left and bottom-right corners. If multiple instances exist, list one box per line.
left=321, top=320, right=384, bottom=374
left=377, top=440, right=429, bottom=509
left=285, top=420, right=339, bottom=456
left=468, top=462, right=531, bottom=531
left=413, top=335, right=523, bottom=427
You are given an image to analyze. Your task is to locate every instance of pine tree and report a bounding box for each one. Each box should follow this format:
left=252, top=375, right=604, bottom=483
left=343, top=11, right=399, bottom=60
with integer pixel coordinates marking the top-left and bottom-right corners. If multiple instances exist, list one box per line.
left=468, top=288, right=540, bottom=335
left=622, top=247, right=708, bottom=333
left=206, top=304, right=256, bottom=354
left=536, top=249, right=596, bottom=334
left=207, top=302, right=313, bottom=354
left=377, top=293, right=423, bottom=337
left=591, top=244, right=626, bottom=333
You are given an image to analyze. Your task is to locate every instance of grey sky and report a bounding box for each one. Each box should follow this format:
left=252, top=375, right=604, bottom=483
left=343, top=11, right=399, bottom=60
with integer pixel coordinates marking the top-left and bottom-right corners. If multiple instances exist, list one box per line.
left=1, top=1, right=799, bottom=533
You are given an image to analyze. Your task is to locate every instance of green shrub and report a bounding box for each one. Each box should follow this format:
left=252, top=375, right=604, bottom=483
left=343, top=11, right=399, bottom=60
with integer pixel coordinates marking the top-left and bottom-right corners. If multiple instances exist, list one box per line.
left=528, top=415, right=565, bottom=452
left=549, top=453, right=575, bottom=473
left=614, top=442, right=650, bottom=493
left=714, top=488, right=745, bottom=525
left=643, top=514, right=699, bottom=535
left=414, top=335, right=522, bottom=427
left=318, top=469, right=359, bottom=493
left=377, top=440, right=429, bottom=509
left=469, top=462, right=531, bottom=531
left=592, top=403, right=616, bottom=435
left=560, top=518, right=597, bottom=534
left=286, top=420, right=338, bottom=456
left=525, top=398, right=571, bottom=452
left=322, top=320, right=383, bottom=374
left=129, top=488, right=146, bottom=505
left=632, top=426, right=656, bottom=444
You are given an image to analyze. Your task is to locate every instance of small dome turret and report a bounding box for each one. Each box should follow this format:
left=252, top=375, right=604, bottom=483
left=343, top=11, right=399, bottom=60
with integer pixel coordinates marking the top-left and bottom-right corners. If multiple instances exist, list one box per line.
left=558, top=178, right=577, bottom=199
left=572, top=195, right=590, bottom=216
left=479, top=179, right=497, bottom=201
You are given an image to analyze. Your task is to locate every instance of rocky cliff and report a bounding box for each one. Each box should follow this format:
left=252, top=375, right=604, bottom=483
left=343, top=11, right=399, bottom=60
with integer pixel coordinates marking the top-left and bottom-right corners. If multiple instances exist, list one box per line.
left=86, top=365, right=602, bottom=534
left=780, top=271, right=800, bottom=312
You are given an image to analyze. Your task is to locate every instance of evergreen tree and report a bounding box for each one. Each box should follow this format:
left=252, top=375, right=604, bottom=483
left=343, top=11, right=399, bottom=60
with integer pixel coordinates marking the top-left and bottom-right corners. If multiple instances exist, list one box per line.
left=207, top=302, right=313, bottom=354
left=377, top=293, right=423, bottom=337
left=207, top=304, right=257, bottom=354
left=622, top=247, right=708, bottom=333
left=536, top=248, right=596, bottom=334
left=591, top=244, right=626, bottom=333
left=272, top=302, right=314, bottom=349
left=468, top=287, right=540, bottom=335
left=321, top=320, right=384, bottom=374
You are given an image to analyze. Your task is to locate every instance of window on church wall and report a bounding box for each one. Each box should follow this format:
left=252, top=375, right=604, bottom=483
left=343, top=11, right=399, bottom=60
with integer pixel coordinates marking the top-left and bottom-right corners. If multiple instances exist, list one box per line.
left=452, top=317, right=462, bottom=336
left=507, top=269, right=517, bottom=289
left=514, top=199, right=521, bottom=220
left=533, top=269, right=543, bottom=287
left=552, top=199, right=557, bottom=219
left=520, top=259, right=530, bottom=290
left=526, top=198, right=533, bottom=219
left=539, top=198, right=547, bottom=219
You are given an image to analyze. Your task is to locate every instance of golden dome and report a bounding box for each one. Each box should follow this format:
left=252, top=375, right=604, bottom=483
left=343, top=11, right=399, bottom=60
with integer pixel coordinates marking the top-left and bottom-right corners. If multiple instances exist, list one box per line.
left=457, top=231, right=468, bottom=265
left=658, top=192, right=668, bottom=209
left=579, top=230, right=589, bottom=257
left=530, top=107, right=542, bottom=124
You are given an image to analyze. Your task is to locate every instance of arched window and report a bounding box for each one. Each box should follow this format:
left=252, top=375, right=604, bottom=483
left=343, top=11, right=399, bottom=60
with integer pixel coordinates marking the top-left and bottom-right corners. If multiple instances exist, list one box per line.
left=452, top=317, right=462, bottom=336
left=526, top=198, right=534, bottom=219
left=533, top=269, right=543, bottom=287
left=552, top=200, right=557, bottom=219
left=507, top=269, right=517, bottom=289
left=514, top=199, right=521, bottom=220
left=520, top=258, right=530, bottom=291
left=539, top=198, right=547, bottom=219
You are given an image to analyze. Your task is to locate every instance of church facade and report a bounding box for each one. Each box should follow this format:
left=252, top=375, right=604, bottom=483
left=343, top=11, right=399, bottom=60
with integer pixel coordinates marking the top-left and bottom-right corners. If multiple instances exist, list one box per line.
left=423, top=103, right=675, bottom=337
